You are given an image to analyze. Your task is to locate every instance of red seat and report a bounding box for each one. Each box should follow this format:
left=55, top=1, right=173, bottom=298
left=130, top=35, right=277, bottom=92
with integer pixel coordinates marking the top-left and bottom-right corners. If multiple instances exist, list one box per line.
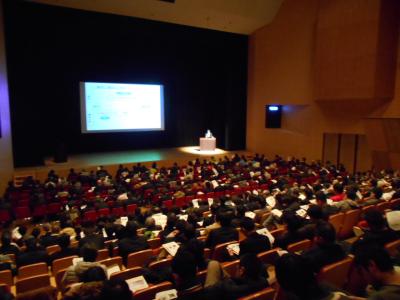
left=32, top=205, right=47, bottom=218
left=126, top=204, right=137, bottom=214
left=84, top=210, right=97, bottom=222
left=47, top=203, right=62, bottom=215
left=18, top=199, right=30, bottom=207
left=97, top=208, right=110, bottom=217
left=175, top=197, right=185, bottom=208
left=15, top=207, right=31, bottom=219
left=163, top=200, right=173, bottom=209
left=111, top=207, right=125, bottom=217
left=0, top=210, right=11, bottom=223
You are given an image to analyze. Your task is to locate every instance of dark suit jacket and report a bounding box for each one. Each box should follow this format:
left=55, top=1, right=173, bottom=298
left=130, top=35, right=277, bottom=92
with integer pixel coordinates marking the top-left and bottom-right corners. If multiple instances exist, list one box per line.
left=78, top=234, right=105, bottom=250
left=239, top=232, right=271, bottom=256
left=49, top=247, right=78, bottom=264
left=40, top=234, right=59, bottom=248
left=117, top=236, right=149, bottom=264
left=17, top=250, right=49, bottom=267
left=206, top=226, right=238, bottom=249
left=302, top=243, right=346, bottom=273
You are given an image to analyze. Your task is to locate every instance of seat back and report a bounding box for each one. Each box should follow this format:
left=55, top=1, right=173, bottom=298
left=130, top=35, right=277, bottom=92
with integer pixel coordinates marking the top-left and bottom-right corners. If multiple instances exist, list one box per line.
left=126, top=204, right=137, bottom=214
left=96, top=249, right=110, bottom=261
left=110, top=267, right=143, bottom=281
left=212, top=241, right=238, bottom=262
left=328, top=213, right=345, bottom=235
left=15, top=206, right=31, bottom=219
left=317, top=256, right=353, bottom=289
left=55, top=269, right=67, bottom=292
left=111, top=207, right=124, bottom=217
left=133, top=281, right=174, bottom=300
left=385, top=239, right=400, bottom=257
left=147, top=237, right=162, bottom=249
left=238, top=287, right=276, bottom=300
left=196, top=269, right=207, bottom=284
left=338, top=209, right=361, bottom=240
left=148, top=258, right=172, bottom=271
left=16, top=274, right=51, bottom=294
left=0, top=210, right=11, bottom=223
left=98, top=208, right=110, bottom=217
left=0, top=269, right=13, bottom=286
left=52, top=255, right=78, bottom=275
left=84, top=210, right=97, bottom=222
left=222, top=260, right=240, bottom=277
left=376, top=201, right=392, bottom=213
left=127, top=249, right=154, bottom=268
left=287, top=239, right=312, bottom=253
left=257, top=249, right=279, bottom=266
left=99, top=256, right=123, bottom=268
left=46, top=245, right=61, bottom=255
left=18, top=262, right=48, bottom=280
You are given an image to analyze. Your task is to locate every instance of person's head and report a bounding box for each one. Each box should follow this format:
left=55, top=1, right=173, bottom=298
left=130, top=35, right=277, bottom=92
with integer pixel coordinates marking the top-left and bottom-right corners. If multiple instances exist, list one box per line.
left=81, top=266, right=107, bottom=283
left=307, top=205, right=323, bottom=221
left=171, top=251, right=197, bottom=283
left=364, top=209, right=386, bottom=231
left=314, top=221, right=336, bottom=245
left=275, top=253, right=317, bottom=299
left=217, top=210, right=233, bottom=227
left=166, top=214, right=177, bottom=229
left=125, top=221, right=139, bottom=236
left=239, top=253, right=263, bottom=280
left=81, top=245, right=98, bottom=262
left=354, top=244, right=394, bottom=286
left=31, top=227, right=41, bottom=239
left=240, top=217, right=255, bottom=234
left=18, top=225, right=27, bottom=237
left=371, top=187, right=383, bottom=199
left=145, top=217, right=155, bottom=229
left=183, top=223, right=196, bottom=240
left=101, top=279, right=132, bottom=300
left=282, top=211, right=302, bottom=233
left=315, top=191, right=327, bottom=206
left=58, top=234, right=71, bottom=249
left=346, top=190, right=357, bottom=201
left=1, top=231, right=11, bottom=247
left=25, top=237, right=38, bottom=252
left=333, top=183, right=344, bottom=194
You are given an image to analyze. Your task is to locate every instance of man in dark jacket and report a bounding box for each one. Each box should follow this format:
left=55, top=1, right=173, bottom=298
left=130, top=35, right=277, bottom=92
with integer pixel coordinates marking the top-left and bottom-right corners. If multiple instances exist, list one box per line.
left=206, top=210, right=238, bottom=249
left=239, top=217, right=271, bottom=256
left=17, top=237, right=49, bottom=267
left=117, top=221, right=149, bottom=265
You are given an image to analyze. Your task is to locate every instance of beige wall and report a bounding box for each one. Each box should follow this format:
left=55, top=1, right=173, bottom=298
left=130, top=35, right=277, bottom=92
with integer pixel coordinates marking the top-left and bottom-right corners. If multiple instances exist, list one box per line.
left=246, top=0, right=400, bottom=171
left=0, top=4, right=14, bottom=193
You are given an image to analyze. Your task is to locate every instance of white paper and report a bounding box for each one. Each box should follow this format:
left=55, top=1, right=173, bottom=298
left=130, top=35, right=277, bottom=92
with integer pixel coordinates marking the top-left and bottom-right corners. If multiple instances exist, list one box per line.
left=277, top=250, right=288, bottom=256
left=197, top=221, right=204, bottom=227
left=296, top=209, right=307, bottom=218
left=256, top=228, right=275, bottom=245
left=192, top=199, right=200, bottom=208
left=102, top=228, right=108, bottom=238
left=226, top=243, right=240, bottom=256
left=126, top=276, right=149, bottom=293
left=208, top=198, right=214, bottom=206
left=250, top=171, right=255, bottom=177
left=266, top=196, right=276, bottom=207
left=327, top=199, right=334, bottom=205
left=107, top=264, right=121, bottom=278
left=121, top=217, right=128, bottom=227
left=211, top=180, right=219, bottom=188
left=309, top=199, right=317, bottom=205
left=155, top=289, right=178, bottom=300
left=72, top=257, right=83, bottom=266
left=356, top=191, right=363, bottom=199
left=271, top=209, right=283, bottom=218
left=162, top=242, right=180, bottom=257
left=300, top=205, right=309, bottom=210
left=245, top=211, right=256, bottom=219
left=179, top=214, right=188, bottom=221
left=153, top=214, right=167, bottom=229
left=299, top=194, right=306, bottom=200
left=12, top=227, right=22, bottom=240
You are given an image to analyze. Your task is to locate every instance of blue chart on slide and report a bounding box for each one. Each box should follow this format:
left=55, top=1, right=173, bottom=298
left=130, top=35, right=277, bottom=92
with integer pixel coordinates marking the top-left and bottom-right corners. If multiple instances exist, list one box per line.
left=81, top=82, right=164, bottom=132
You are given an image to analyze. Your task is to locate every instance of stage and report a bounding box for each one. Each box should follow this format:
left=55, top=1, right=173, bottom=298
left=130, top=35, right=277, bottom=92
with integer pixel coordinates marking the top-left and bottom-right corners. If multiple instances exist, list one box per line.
left=14, top=147, right=250, bottom=182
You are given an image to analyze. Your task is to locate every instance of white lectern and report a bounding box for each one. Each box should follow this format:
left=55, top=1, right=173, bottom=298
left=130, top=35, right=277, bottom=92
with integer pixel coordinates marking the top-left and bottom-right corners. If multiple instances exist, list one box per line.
left=199, top=137, right=216, bottom=151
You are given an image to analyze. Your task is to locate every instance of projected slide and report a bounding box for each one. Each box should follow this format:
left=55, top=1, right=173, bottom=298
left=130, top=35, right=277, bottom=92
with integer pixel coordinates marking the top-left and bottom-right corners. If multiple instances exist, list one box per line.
left=80, top=82, right=164, bottom=133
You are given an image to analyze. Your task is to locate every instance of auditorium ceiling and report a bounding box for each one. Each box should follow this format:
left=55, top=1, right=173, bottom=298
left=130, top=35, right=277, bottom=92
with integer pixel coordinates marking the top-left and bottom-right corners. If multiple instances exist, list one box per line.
left=30, top=0, right=283, bottom=34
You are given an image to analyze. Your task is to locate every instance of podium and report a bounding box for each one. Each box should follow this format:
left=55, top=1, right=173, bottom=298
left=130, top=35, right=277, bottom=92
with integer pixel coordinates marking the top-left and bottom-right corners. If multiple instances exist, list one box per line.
left=199, top=137, right=216, bottom=151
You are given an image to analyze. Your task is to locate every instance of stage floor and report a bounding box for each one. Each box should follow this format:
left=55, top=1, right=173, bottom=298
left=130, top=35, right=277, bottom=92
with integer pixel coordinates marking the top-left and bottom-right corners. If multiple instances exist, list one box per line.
left=15, top=146, right=250, bottom=182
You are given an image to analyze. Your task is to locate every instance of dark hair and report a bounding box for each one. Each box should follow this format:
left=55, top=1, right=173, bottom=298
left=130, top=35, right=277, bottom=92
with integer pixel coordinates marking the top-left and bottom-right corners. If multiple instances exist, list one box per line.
left=240, top=253, right=263, bottom=280
left=31, top=227, right=41, bottom=239
left=315, top=191, right=327, bottom=203
left=218, top=210, right=233, bottom=227
left=333, top=183, right=343, bottom=194
left=354, top=244, right=394, bottom=272
left=58, top=234, right=71, bottom=249
left=315, top=221, right=336, bottom=243
left=307, top=205, right=323, bottom=220
left=364, top=209, right=385, bottom=230
left=276, top=254, right=323, bottom=300
left=172, top=251, right=197, bottom=279
left=346, top=190, right=357, bottom=200
left=81, top=266, right=107, bottom=283
left=101, top=279, right=132, bottom=300
left=125, top=221, right=138, bottom=236
left=241, top=217, right=255, bottom=232
left=372, top=187, right=383, bottom=199
left=81, top=246, right=98, bottom=262
left=1, top=232, right=11, bottom=246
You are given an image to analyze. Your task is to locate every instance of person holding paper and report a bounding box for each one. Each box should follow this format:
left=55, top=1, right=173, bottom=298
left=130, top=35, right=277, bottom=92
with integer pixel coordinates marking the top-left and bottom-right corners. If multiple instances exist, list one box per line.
left=239, top=218, right=271, bottom=256
left=117, top=221, right=149, bottom=265
left=206, top=210, right=238, bottom=249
